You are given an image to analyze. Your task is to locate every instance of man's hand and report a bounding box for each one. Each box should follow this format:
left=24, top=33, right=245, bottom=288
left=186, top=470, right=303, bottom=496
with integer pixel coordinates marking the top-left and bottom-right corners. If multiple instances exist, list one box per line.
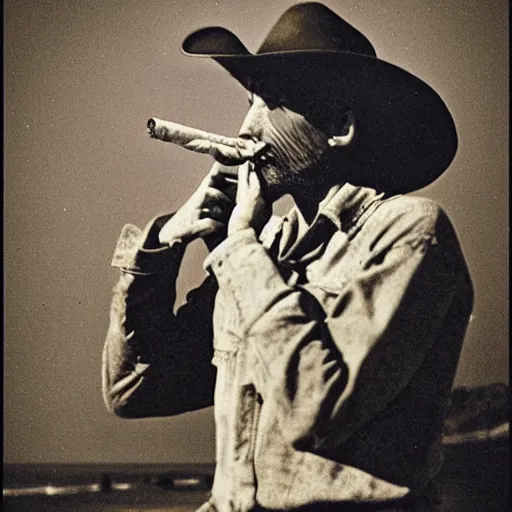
left=228, top=162, right=271, bottom=237
left=159, top=165, right=235, bottom=249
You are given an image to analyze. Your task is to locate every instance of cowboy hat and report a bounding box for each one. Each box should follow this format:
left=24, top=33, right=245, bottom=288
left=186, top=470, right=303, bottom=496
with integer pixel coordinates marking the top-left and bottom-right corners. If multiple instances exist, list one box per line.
left=181, top=2, right=457, bottom=194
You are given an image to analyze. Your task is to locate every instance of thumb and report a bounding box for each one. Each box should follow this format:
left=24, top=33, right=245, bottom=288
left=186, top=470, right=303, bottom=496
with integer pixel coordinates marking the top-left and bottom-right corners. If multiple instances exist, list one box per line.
left=248, top=168, right=261, bottom=197
left=235, top=162, right=250, bottom=203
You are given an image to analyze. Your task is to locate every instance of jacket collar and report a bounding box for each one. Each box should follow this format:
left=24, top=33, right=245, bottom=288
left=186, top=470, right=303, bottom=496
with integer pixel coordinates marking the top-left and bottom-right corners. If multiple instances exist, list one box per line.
left=317, top=183, right=385, bottom=231
left=271, top=183, right=386, bottom=264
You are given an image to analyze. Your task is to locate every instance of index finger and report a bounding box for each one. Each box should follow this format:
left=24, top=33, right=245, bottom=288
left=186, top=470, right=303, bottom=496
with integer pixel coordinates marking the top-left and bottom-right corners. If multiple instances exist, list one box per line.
left=235, top=162, right=253, bottom=203
left=200, top=162, right=237, bottom=200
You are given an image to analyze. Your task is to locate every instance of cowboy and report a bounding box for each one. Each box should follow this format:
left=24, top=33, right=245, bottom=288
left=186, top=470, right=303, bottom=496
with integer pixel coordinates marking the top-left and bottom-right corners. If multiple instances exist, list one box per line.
left=102, top=3, right=473, bottom=511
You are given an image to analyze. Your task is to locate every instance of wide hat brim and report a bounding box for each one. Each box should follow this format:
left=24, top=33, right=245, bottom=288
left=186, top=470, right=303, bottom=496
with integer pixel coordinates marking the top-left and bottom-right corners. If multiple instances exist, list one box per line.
left=182, top=28, right=458, bottom=194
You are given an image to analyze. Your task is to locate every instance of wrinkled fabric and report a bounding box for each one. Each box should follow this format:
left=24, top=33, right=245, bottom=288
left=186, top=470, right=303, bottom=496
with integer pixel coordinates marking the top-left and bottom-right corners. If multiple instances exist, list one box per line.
left=103, top=183, right=473, bottom=512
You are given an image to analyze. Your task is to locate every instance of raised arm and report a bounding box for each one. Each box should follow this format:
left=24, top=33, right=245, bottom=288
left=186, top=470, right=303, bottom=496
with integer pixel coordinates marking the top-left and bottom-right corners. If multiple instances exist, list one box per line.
left=102, top=215, right=218, bottom=418
left=103, top=164, right=236, bottom=418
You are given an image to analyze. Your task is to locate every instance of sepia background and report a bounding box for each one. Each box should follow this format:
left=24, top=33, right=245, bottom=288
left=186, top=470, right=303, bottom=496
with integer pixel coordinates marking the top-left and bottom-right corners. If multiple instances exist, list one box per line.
left=4, top=0, right=508, bottom=465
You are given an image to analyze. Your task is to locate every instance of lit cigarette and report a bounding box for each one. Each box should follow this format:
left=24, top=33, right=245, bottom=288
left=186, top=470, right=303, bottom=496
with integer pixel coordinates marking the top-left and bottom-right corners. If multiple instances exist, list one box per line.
left=147, top=118, right=268, bottom=166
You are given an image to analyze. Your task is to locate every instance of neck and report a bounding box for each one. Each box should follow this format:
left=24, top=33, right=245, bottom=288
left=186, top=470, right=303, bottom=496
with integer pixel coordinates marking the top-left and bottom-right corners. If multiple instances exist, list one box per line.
left=290, top=182, right=344, bottom=225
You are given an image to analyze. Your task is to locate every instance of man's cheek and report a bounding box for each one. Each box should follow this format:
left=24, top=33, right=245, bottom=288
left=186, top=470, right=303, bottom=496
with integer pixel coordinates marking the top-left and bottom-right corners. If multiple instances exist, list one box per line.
left=267, top=109, right=329, bottom=164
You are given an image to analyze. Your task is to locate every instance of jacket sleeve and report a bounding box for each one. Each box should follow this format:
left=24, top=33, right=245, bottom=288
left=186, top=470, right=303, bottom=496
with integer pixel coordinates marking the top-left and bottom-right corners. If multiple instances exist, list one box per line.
left=203, top=204, right=472, bottom=449
left=102, top=215, right=217, bottom=419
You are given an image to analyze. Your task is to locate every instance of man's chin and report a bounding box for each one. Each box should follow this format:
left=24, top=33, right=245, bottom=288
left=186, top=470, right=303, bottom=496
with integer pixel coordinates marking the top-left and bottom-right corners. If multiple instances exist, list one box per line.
left=260, top=162, right=321, bottom=202
left=259, top=164, right=289, bottom=202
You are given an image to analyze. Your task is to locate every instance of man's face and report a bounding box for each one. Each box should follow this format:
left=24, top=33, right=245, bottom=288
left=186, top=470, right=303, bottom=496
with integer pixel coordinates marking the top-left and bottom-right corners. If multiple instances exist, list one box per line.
left=238, top=89, right=333, bottom=198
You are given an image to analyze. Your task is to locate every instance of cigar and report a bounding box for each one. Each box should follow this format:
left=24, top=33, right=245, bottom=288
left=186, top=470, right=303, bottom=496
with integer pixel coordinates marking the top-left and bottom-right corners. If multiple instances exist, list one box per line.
left=147, top=117, right=268, bottom=166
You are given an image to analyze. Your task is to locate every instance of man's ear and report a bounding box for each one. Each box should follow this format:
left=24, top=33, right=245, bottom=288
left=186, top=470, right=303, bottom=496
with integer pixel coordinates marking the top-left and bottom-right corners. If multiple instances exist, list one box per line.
left=327, top=110, right=356, bottom=147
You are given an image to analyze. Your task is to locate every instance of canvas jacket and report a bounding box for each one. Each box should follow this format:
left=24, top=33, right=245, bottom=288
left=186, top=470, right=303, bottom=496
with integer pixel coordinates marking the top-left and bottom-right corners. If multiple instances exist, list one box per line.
left=102, top=183, right=473, bottom=512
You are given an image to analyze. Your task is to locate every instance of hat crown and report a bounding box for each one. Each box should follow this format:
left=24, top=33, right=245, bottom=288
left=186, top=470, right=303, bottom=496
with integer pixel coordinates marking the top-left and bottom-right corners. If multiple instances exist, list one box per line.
left=257, top=2, right=376, bottom=57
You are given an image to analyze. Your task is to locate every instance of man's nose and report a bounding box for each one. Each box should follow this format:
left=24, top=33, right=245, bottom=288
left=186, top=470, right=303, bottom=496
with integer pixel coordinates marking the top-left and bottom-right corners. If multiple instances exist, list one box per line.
left=238, top=97, right=267, bottom=141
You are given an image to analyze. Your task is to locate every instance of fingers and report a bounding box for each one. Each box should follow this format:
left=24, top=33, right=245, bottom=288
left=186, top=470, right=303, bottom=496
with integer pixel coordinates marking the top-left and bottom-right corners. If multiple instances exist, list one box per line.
left=235, top=162, right=249, bottom=203
left=199, top=186, right=234, bottom=225
left=204, top=186, right=234, bottom=209
left=203, top=166, right=238, bottom=196
left=236, top=162, right=261, bottom=203
left=212, top=146, right=246, bottom=166
left=207, top=163, right=239, bottom=186
left=248, top=166, right=262, bottom=194
left=209, top=140, right=267, bottom=166
left=199, top=205, right=227, bottom=222
left=193, top=217, right=226, bottom=237
left=227, top=160, right=269, bottom=236
left=203, top=167, right=238, bottom=202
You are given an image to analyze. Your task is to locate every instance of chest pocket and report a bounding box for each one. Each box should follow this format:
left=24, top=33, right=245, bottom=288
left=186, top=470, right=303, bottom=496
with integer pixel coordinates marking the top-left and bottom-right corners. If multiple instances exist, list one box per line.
left=211, top=288, right=240, bottom=352
left=303, top=230, right=359, bottom=294
left=211, top=346, right=238, bottom=399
